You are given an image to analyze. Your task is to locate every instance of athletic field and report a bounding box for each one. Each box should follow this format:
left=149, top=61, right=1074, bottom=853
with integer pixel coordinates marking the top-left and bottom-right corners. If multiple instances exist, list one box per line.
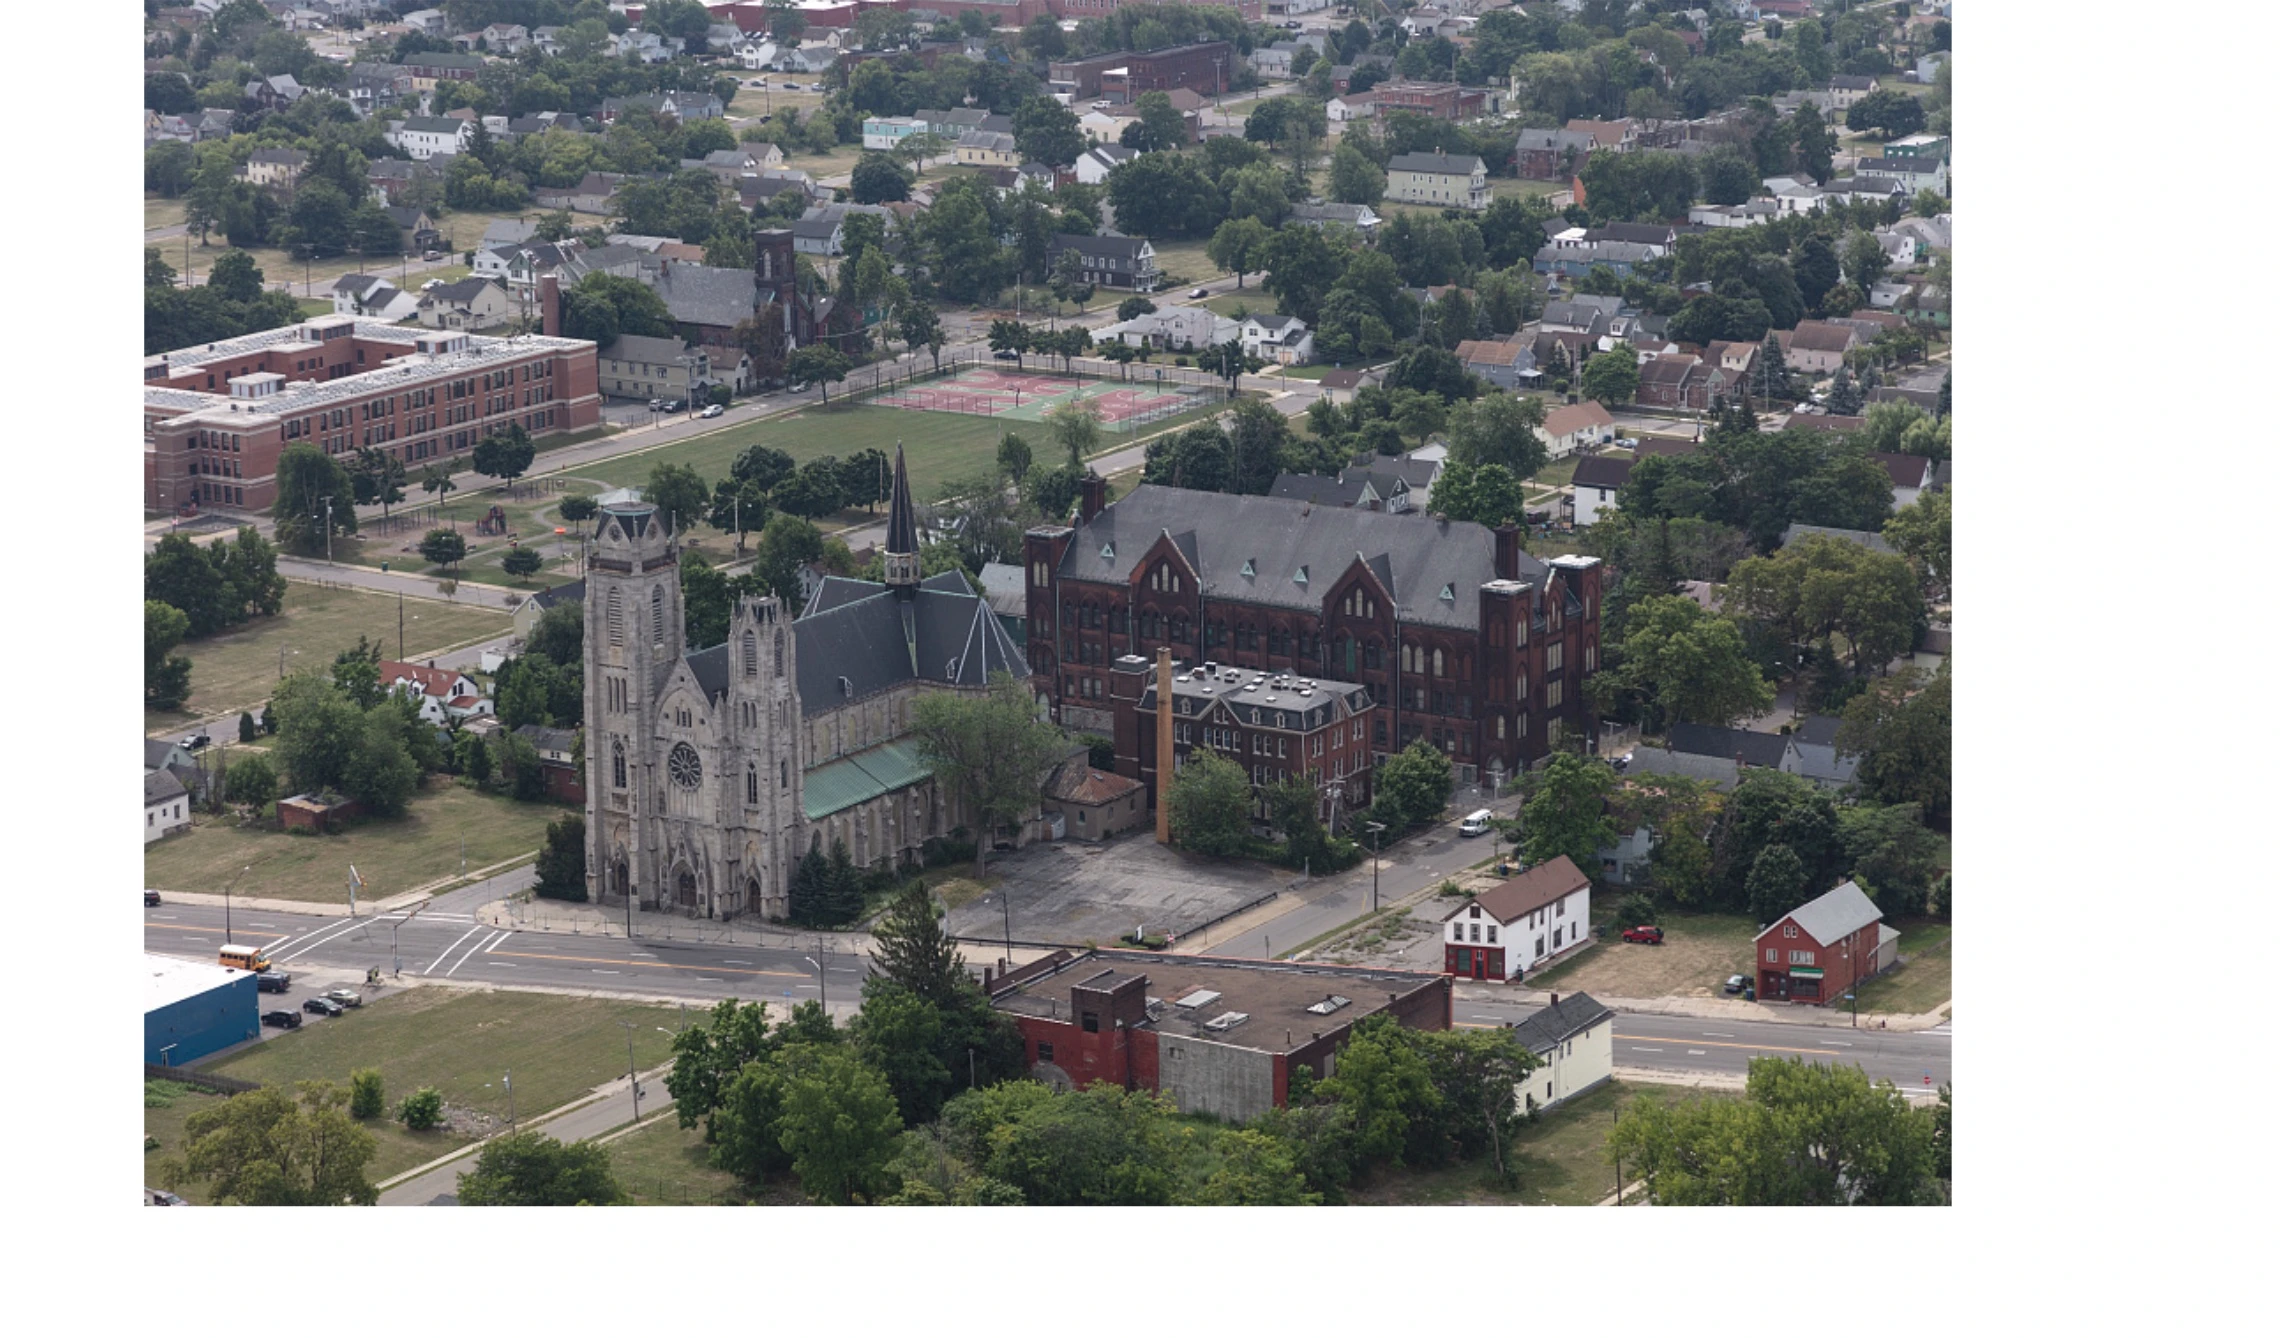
left=869, top=366, right=1210, bottom=430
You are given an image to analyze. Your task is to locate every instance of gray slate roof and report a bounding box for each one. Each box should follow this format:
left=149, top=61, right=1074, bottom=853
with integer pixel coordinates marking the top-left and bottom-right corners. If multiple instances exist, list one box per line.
left=1051, top=484, right=1564, bottom=632
left=601, top=334, right=692, bottom=364
left=526, top=578, right=584, bottom=611
left=513, top=723, right=580, bottom=754
left=1511, top=992, right=1614, bottom=1055
left=145, top=738, right=187, bottom=770
left=788, top=570, right=1026, bottom=714
left=649, top=263, right=757, bottom=329
left=1388, top=151, right=1484, bottom=176
left=1621, top=746, right=1740, bottom=790
left=1777, top=881, right=1883, bottom=947
left=1571, top=455, right=1634, bottom=489
left=1668, top=723, right=1787, bottom=770
left=146, top=768, right=189, bottom=805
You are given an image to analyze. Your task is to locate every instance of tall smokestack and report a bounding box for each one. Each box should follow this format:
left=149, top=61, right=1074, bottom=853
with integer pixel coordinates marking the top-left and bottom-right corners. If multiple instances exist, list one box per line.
left=539, top=272, right=561, bottom=338
left=1154, top=647, right=1174, bottom=845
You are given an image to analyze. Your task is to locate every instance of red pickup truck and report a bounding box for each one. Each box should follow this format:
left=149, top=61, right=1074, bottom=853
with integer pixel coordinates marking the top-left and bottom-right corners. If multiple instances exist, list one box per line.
left=1620, top=925, right=1665, bottom=945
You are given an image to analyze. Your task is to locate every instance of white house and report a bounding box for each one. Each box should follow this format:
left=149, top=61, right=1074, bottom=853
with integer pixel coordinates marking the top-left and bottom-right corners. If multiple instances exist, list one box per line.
left=1536, top=399, right=1617, bottom=457
left=1439, top=855, right=1593, bottom=980
left=1102, top=305, right=1234, bottom=352
left=389, top=115, right=473, bottom=161
left=145, top=769, right=192, bottom=844
left=1510, top=992, right=1615, bottom=1112
left=328, top=273, right=421, bottom=321
left=1568, top=454, right=1633, bottom=526
left=1079, top=108, right=1137, bottom=144
left=1240, top=315, right=1315, bottom=366
left=735, top=37, right=778, bottom=68
left=380, top=659, right=491, bottom=725
left=1075, top=143, right=1137, bottom=185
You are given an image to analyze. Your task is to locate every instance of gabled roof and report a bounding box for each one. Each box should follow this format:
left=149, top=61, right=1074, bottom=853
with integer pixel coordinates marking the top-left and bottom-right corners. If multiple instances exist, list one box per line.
left=1621, top=746, right=1740, bottom=790
left=146, top=768, right=189, bottom=806
left=1541, top=401, right=1614, bottom=437
left=1570, top=455, right=1634, bottom=490
left=1045, top=756, right=1144, bottom=806
left=1787, top=322, right=1858, bottom=352
left=380, top=659, right=465, bottom=698
left=789, top=570, right=1026, bottom=714
left=145, top=738, right=187, bottom=770
left=1452, top=338, right=1532, bottom=368
left=1052, top=232, right=1151, bottom=260
left=600, top=333, right=693, bottom=364
left=1388, top=151, right=1484, bottom=176
left=1871, top=451, right=1932, bottom=490
left=1511, top=992, right=1614, bottom=1054
left=649, top=262, right=758, bottom=329
left=525, top=577, right=584, bottom=611
left=1667, top=723, right=1788, bottom=770
left=1456, top=856, right=1590, bottom=925
left=1768, top=881, right=1883, bottom=947
left=423, top=277, right=498, bottom=305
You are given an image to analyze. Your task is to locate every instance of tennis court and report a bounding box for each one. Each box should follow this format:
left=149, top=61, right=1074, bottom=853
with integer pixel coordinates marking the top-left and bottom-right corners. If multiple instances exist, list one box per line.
left=870, top=367, right=1210, bottom=430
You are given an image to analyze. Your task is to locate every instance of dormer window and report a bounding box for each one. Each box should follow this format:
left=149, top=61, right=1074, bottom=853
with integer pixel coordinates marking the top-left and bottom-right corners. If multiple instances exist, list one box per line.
left=1241, top=559, right=1255, bottom=578
left=1101, top=543, right=1115, bottom=559
left=1440, top=584, right=1454, bottom=603
left=1293, top=566, right=1308, bottom=585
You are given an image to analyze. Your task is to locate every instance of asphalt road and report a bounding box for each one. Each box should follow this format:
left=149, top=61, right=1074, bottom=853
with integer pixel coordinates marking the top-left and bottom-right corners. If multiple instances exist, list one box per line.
left=1457, top=1004, right=1953, bottom=1090
left=143, top=899, right=869, bottom=1010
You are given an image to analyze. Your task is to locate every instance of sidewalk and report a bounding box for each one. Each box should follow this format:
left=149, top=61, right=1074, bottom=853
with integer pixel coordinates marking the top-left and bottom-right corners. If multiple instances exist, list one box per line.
left=474, top=894, right=875, bottom=958
left=377, top=1060, right=674, bottom=1206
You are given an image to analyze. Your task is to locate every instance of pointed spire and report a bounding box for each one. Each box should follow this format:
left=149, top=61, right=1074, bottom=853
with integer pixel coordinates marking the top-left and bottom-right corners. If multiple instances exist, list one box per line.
left=884, top=442, right=919, bottom=590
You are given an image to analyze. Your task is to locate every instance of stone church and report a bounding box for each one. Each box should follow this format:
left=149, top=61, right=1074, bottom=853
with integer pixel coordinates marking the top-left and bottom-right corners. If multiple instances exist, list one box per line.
left=582, top=446, right=1027, bottom=917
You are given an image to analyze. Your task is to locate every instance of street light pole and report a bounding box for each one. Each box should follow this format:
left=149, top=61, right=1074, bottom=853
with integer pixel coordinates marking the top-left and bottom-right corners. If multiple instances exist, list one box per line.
left=224, top=863, right=249, bottom=943
left=620, top=1021, right=641, bottom=1119
left=1364, top=822, right=1386, bottom=912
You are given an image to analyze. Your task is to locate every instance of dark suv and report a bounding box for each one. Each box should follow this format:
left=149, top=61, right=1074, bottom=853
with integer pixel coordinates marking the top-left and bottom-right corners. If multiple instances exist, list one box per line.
left=256, top=971, right=292, bottom=993
left=303, top=997, right=343, bottom=1017
left=261, top=1010, right=302, bottom=1030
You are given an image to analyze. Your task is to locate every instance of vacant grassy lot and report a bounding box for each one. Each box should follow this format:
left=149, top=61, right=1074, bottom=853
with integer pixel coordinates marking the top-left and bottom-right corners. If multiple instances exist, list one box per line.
left=146, top=582, right=511, bottom=731
left=1851, top=919, right=1952, bottom=1015
left=605, top=1116, right=795, bottom=1206
left=1527, top=900, right=1761, bottom=999
left=581, top=400, right=1031, bottom=504
left=146, top=194, right=188, bottom=231
left=144, top=783, right=562, bottom=903
left=144, top=1080, right=229, bottom=1202
left=1351, top=1081, right=1720, bottom=1205
left=202, top=989, right=686, bottom=1183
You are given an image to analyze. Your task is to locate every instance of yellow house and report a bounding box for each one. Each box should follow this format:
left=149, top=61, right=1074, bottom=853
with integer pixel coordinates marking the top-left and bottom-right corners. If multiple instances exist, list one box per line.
left=1384, top=151, right=1488, bottom=210
left=957, top=129, right=1019, bottom=168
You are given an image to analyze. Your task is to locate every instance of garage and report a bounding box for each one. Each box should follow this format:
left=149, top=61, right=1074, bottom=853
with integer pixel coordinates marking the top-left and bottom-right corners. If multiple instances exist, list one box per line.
left=145, top=955, right=258, bottom=1068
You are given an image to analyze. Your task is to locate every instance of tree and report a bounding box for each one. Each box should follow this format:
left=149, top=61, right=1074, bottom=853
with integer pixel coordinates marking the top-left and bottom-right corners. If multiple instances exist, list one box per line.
left=1722, top=534, right=1923, bottom=673
left=1446, top=394, right=1548, bottom=477
left=456, top=1131, right=626, bottom=1206
left=996, top=431, right=1034, bottom=485
left=850, top=152, right=913, bottom=204
left=1424, top=463, right=1525, bottom=529
left=1371, top=739, right=1453, bottom=830
left=643, top=461, right=711, bottom=533
left=1790, top=102, right=1836, bottom=183
left=1744, top=843, right=1809, bottom=925
left=1327, top=142, right=1387, bottom=205
left=237, top=711, right=257, bottom=745
left=146, top=600, right=194, bottom=711
left=500, top=546, right=543, bottom=581
left=1846, top=88, right=1927, bottom=141
left=224, top=753, right=278, bottom=808
left=344, top=703, right=421, bottom=816
left=1611, top=1057, right=1944, bottom=1205
left=1165, top=750, right=1252, bottom=857
left=397, top=1087, right=445, bottom=1132
left=981, top=1084, right=1186, bottom=1206
left=1043, top=399, right=1102, bottom=469
left=272, top=444, right=360, bottom=556
left=534, top=814, right=587, bottom=902
left=911, top=673, right=1071, bottom=875
left=271, top=672, right=363, bottom=795
left=898, top=300, right=945, bottom=372
left=1582, top=345, right=1642, bottom=407
left=418, top=528, right=467, bottom=570
left=1837, top=663, right=1950, bottom=826
left=1011, top=95, right=1086, bottom=168
left=1882, top=487, right=1950, bottom=597
left=787, top=345, right=852, bottom=403
left=456, top=731, right=493, bottom=790
left=330, top=636, right=385, bottom=710
left=1711, top=770, right=1846, bottom=913
left=348, top=1069, right=385, bottom=1121
left=1206, top=216, right=1271, bottom=291
left=1840, top=802, right=1945, bottom=920
left=165, top=1081, right=378, bottom=1206
left=1315, top=1014, right=1439, bottom=1167
left=773, top=1046, right=904, bottom=1203
left=471, top=424, right=535, bottom=485
left=350, top=447, right=408, bottom=519
left=1513, top=753, right=1618, bottom=875
left=1195, top=1129, right=1322, bottom=1206
left=1618, top=595, right=1775, bottom=729
left=419, top=463, right=458, bottom=505
left=1020, top=12, right=1067, bottom=60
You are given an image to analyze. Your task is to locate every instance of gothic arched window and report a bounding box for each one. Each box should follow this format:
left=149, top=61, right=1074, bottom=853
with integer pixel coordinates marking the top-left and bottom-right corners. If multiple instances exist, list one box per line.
left=742, top=630, right=757, bottom=677
left=651, top=586, right=665, bottom=647
left=607, top=588, right=624, bottom=646
left=746, top=763, right=758, bottom=806
left=612, top=741, right=627, bottom=789
left=775, top=628, right=786, bottom=675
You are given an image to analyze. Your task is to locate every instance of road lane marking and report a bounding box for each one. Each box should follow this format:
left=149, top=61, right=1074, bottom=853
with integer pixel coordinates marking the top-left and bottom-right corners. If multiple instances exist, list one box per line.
left=152, top=913, right=178, bottom=920
left=277, top=919, right=369, bottom=963
left=1470, top=1014, right=1509, bottom=1020
left=594, top=969, right=621, bottom=975
left=1630, top=1046, right=1664, bottom=1053
left=445, top=930, right=507, bottom=978
left=270, top=918, right=356, bottom=956
left=484, top=931, right=513, bottom=952
left=423, top=925, right=486, bottom=975
left=1616, top=1033, right=1843, bottom=1057
left=487, top=949, right=807, bottom=980
left=1702, top=1032, right=1734, bottom=1038
left=695, top=977, right=721, bottom=983
left=722, top=959, right=753, bottom=965
left=249, top=922, right=276, bottom=928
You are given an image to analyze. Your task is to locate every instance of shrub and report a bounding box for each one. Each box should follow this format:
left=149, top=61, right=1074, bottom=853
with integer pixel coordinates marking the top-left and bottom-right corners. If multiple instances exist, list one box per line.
left=398, top=1087, right=444, bottom=1131
left=350, top=1068, right=385, bottom=1119
left=1614, top=892, right=1657, bottom=928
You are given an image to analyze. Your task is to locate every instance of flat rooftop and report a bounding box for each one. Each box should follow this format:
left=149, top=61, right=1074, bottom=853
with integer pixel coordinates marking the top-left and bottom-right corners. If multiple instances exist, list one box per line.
left=1135, top=662, right=1373, bottom=733
left=993, top=949, right=1442, bottom=1055
left=145, top=953, right=248, bottom=1012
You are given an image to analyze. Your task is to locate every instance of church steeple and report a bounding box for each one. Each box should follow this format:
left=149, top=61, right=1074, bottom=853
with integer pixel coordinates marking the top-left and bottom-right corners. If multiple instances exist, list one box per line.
left=883, top=441, right=919, bottom=590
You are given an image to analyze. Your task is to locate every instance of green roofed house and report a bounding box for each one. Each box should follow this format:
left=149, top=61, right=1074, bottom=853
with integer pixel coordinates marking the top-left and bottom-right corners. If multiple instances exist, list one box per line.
left=580, top=445, right=1028, bottom=920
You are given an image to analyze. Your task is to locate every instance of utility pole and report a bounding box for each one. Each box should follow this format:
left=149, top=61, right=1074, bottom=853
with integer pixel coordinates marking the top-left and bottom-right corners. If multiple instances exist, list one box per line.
left=1365, top=821, right=1386, bottom=911
left=397, top=591, right=405, bottom=660
left=620, top=1021, right=642, bottom=1120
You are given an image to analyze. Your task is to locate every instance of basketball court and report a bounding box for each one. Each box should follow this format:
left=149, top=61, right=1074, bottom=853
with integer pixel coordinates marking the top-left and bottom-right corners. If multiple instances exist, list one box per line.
left=869, top=366, right=1210, bottom=431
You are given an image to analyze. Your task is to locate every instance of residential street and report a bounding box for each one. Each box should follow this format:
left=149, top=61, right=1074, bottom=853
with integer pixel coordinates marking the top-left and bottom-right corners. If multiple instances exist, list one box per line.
left=1463, top=1006, right=1953, bottom=1093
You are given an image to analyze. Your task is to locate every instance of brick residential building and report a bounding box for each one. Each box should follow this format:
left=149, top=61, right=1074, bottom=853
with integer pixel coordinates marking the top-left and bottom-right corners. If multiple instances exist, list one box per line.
left=1024, top=478, right=1604, bottom=794
left=1753, top=880, right=1897, bottom=1006
left=986, top=948, right=1451, bottom=1124
left=1438, top=855, right=1592, bottom=980
left=144, top=316, right=600, bottom=515
left=1366, top=81, right=1486, bottom=121
left=1049, top=41, right=1234, bottom=102
left=1112, top=658, right=1377, bottom=829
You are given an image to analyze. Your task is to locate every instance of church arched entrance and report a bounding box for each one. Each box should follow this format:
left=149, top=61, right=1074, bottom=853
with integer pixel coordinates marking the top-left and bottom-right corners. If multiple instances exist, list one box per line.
left=610, top=855, right=629, bottom=902
left=675, top=864, right=698, bottom=909
left=746, top=876, right=762, bottom=916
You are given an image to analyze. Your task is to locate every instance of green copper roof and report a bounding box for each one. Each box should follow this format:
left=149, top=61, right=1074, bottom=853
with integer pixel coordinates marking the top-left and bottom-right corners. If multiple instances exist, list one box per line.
left=802, top=738, right=931, bottom=822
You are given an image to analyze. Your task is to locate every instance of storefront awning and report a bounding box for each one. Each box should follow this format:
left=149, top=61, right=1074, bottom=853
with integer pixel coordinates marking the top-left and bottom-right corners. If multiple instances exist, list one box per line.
left=1788, top=967, right=1825, bottom=979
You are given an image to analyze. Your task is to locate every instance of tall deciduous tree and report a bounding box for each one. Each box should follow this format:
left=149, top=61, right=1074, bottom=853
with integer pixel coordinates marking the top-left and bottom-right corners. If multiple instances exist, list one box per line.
left=1619, top=594, right=1775, bottom=728
left=1512, top=752, right=1618, bottom=876
left=272, top=444, right=360, bottom=556
left=1165, top=750, right=1253, bottom=856
left=1837, top=662, right=1949, bottom=826
left=456, top=1131, right=627, bottom=1205
left=163, top=1080, right=379, bottom=1206
left=911, top=673, right=1071, bottom=875
left=773, top=1046, right=904, bottom=1203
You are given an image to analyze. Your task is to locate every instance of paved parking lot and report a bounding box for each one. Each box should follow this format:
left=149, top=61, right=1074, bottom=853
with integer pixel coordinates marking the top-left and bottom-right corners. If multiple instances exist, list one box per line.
left=946, top=834, right=1288, bottom=947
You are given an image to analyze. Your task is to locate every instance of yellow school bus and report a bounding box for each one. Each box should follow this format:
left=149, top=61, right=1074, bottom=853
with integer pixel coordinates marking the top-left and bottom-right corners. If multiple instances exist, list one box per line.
left=219, top=944, right=272, bottom=974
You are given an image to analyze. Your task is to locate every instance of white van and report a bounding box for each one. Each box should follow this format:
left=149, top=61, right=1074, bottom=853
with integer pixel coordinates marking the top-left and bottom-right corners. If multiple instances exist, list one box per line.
left=1459, top=809, right=1495, bottom=837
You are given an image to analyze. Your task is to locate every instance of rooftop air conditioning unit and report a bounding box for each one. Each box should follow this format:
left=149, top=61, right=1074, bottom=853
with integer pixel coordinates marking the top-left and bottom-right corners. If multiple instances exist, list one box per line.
left=1172, top=989, right=1222, bottom=1011
left=1203, top=1011, right=1249, bottom=1032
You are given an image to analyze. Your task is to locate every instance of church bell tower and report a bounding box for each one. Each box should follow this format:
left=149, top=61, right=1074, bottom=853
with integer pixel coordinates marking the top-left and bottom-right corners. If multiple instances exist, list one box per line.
left=584, top=501, right=683, bottom=907
left=882, top=442, right=919, bottom=591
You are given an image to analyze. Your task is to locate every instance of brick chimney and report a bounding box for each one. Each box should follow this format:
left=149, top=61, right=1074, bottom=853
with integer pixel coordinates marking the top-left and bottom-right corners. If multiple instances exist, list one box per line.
left=539, top=272, right=561, bottom=338
left=1494, top=521, right=1519, bottom=582
left=1078, top=471, right=1107, bottom=524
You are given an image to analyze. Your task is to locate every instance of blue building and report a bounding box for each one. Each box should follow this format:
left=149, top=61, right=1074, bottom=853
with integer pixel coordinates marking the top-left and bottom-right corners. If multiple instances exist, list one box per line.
left=145, top=955, right=258, bottom=1067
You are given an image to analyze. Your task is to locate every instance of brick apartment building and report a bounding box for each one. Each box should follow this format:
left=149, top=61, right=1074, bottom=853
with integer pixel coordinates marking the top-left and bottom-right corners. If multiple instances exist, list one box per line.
left=986, top=948, right=1451, bottom=1123
left=1023, top=479, right=1605, bottom=794
left=1367, top=81, right=1487, bottom=120
left=1050, top=41, right=1234, bottom=102
left=144, top=316, right=599, bottom=515
left=1112, top=658, right=1377, bottom=828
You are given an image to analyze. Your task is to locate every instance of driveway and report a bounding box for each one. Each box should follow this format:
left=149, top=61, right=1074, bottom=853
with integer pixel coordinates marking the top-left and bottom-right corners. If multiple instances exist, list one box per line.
left=946, top=833, right=1288, bottom=947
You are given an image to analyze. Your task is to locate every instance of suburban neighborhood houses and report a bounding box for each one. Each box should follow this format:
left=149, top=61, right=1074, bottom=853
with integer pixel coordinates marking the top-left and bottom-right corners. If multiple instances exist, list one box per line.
left=138, top=0, right=1954, bottom=1216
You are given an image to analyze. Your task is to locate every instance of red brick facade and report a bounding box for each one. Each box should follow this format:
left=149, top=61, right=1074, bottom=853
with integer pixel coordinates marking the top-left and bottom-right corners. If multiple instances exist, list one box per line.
left=1755, top=912, right=1881, bottom=1006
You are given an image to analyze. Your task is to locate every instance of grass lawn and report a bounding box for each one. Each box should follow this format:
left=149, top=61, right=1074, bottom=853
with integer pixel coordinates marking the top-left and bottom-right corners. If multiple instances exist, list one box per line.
left=146, top=194, right=189, bottom=231
left=202, top=989, right=687, bottom=1183
left=1487, top=177, right=1574, bottom=208
left=144, top=1081, right=229, bottom=1201
left=145, top=582, right=511, bottom=731
left=144, top=782, right=565, bottom=903
left=606, top=1117, right=796, bottom=1205
left=580, top=401, right=1027, bottom=504
left=1527, top=899, right=1761, bottom=1000
left=1349, top=1081, right=1721, bottom=1205
left=294, top=297, right=333, bottom=318
left=1851, top=920, right=1952, bottom=1015
left=1144, top=236, right=1218, bottom=289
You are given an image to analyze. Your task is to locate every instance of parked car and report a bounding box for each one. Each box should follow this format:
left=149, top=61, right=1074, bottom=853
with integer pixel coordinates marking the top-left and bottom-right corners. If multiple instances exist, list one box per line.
left=1620, top=925, right=1665, bottom=945
left=991, top=349, right=1019, bottom=361
left=1458, top=808, right=1495, bottom=837
left=661, top=399, right=684, bottom=413
left=182, top=732, right=211, bottom=750
left=700, top=403, right=725, bottom=418
left=146, top=1189, right=187, bottom=1206
left=1723, top=974, right=1749, bottom=995
left=144, top=890, right=161, bottom=907
left=647, top=398, right=664, bottom=410
left=783, top=82, right=800, bottom=89
left=422, top=250, right=445, bottom=262
left=1187, top=287, right=1209, bottom=299
left=256, top=971, right=292, bottom=994
left=323, top=989, right=364, bottom=1009
left=303, top=997, right=343, bottom=1017
left=262, top=1009, right=303, bottom=1030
